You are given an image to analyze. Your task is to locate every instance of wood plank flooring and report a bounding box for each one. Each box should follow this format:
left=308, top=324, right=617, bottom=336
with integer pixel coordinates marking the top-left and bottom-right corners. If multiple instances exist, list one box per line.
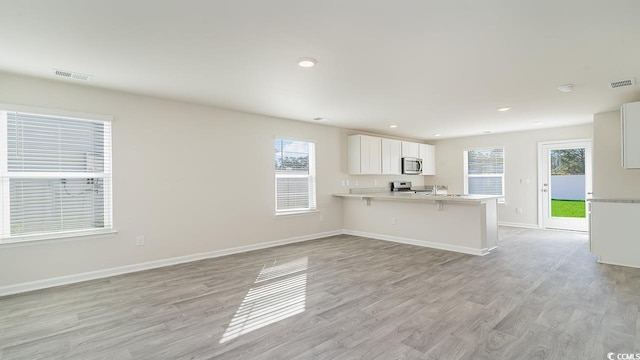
left=1, top=228, right=640, bottom=359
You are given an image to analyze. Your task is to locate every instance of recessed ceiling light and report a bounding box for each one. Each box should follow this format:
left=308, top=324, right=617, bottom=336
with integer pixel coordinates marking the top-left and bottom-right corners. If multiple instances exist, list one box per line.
left=483, top=131, right=492, bottom=134
left=558, top=84, right=574, bottom=92
left=297, top=57, right=317, bottom=68
left=433, top=133, right=442, bottom=137
left=497, top=107, right=511, bottom=112
left=534, top=121, right=543, bottom=125
left=313, top=117, right=327, bottom=121
left=389, top=124, right=398, bottom=128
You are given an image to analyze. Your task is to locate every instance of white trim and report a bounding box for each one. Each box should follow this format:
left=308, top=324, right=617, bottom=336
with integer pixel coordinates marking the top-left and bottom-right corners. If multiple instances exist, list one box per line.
left=498, top=221, right=540, bottom=229
left=0, top=110, right=113, bottom=241
left=0, top=103, right=113, bottom=122
left=0, top=111, right=8, bottom=238
left=0, top=230, right=342, bottom=297
left=0, top=229, right=118, bottom=247
left=537, top=141, right=544, bottom=229
left=536, top=138, right=592, bottom=146
left=597, top=258, right=640, bottom=269
left=537, top=139, right=593, bottom=230
left=274, top=138, right=317, bottom=215
left=0, top=228, right=502, bottom=297
left=463, top=147, right=505, bottom=198
left=274, top=209, right=320, bottom=217
left=3, top=172, right=109, bottom=179
left=342, top=229, right=488, bottom=256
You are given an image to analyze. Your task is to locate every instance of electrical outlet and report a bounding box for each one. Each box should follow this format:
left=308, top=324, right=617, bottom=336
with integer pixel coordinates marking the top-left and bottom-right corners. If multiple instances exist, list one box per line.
left=136, top=235, right=145, bottom=246
left=319, top=215, right=324, bottom=222
left=355, top=180, right=359, bottom=186
left=391, top=217, right=397, bottom=225
left=374, top=180, right=377, bottom=185
left=516, top=208, right=523, bottom=214
left=341, top=180, right=345, bottom=186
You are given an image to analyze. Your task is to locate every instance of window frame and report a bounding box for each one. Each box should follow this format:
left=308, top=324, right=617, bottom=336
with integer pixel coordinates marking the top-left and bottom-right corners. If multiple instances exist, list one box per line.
left=274, top=138, right=317, bottom=216
left=0, top=104, right=115, bottom=245
left=463, top=146, right=505, bottom=201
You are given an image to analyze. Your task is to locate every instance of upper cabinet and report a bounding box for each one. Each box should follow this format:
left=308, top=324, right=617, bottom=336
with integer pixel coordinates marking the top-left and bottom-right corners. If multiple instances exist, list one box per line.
left=349, top=134, right=436, bottom=175
left=420, top=144, right=436, bottom=175
left=622, top=101, right=640, bottom=169
left=348, top=135, right=382, bottom=174
left=401, top=141, right=420, bottom=158
left=382, top=138, right=402, bottom=174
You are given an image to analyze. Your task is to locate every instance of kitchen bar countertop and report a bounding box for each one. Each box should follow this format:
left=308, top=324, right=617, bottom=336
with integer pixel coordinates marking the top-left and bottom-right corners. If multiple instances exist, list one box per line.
left=333, top=191, right=502, bottom=204
left=338, top=189, right=500, bottom=255
left=588, top=198, right=640, bottom=203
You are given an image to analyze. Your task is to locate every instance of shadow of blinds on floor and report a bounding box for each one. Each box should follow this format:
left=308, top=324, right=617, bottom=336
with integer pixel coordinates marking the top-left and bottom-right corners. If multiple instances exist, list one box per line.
left=219, top=257, right=308, bottom=344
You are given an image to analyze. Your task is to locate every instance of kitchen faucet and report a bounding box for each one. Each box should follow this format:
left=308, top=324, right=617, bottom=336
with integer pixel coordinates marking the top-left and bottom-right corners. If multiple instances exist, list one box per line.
left=432, top=184, right=448, bottom=195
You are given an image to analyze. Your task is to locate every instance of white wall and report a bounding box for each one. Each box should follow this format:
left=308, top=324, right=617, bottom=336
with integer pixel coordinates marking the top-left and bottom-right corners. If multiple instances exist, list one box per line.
left=0, top=72, right=429, bottom=288
left=593, top=110, right=640, bottom=198
left=433, top=124, right=593, bottom=227
left=0, top=73, right=331, bottom=286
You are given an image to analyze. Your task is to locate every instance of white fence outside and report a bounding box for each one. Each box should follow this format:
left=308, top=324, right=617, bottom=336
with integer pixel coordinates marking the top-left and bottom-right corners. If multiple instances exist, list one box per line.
left=551, top=175, right=585, bottom=201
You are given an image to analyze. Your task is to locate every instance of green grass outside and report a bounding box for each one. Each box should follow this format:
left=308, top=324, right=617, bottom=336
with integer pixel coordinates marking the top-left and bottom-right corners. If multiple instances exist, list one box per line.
left=551, top=199, right=586, bottom=218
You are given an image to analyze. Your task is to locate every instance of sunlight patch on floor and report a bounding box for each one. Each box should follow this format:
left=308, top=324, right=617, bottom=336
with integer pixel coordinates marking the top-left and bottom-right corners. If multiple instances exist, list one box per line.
left=219, top=257, right=308, bottom=343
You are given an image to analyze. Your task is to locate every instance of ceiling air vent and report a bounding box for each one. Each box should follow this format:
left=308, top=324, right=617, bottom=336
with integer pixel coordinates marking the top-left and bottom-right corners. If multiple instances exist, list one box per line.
left=609, top=78, right=635, bottom=89
left=52, top=69, right=92, bottom=81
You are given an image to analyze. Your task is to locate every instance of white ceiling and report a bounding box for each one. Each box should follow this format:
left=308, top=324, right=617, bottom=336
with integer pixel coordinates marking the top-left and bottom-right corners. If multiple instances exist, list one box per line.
left=1, top=0, right=639, bottom=139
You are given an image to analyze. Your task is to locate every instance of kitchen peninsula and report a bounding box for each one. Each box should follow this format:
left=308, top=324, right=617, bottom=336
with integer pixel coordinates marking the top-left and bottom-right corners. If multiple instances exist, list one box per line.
left=334, top=190, right=500, bottom=256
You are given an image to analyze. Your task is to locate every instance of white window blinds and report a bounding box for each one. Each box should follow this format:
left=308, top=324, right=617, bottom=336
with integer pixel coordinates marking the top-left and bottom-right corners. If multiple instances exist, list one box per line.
left=275, top=139, right=316, bottom=214
left=0, top=110, right=113, bottom=242
left=464, top=147, right=505, bottom=196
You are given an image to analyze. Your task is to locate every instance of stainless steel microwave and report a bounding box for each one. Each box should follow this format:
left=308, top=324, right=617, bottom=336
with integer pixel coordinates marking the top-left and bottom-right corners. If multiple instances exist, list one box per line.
left=402, top=157, right=423, bottom=175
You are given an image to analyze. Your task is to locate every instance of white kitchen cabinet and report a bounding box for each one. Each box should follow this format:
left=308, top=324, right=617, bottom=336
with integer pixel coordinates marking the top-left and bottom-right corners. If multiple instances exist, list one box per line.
left=622, top=101, right=640, bottom=168
left=420, top=143, right=436, bottom=175
left=381, top=138, right=402, bottom=174
left=590, top=200, right=640, bottom=268
left=401, top=141, right=420, bottom=158
left=348, top=135, right=382, bottom=174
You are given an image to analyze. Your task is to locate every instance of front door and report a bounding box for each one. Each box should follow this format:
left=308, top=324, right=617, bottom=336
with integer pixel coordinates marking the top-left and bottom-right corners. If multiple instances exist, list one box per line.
left=540, top=140, right=592, bottom=231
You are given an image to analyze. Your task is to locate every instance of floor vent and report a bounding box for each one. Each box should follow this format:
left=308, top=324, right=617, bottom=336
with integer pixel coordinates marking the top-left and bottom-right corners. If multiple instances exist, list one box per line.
left=53, top=69, right=92, bottom=81
left=610, top=78, right=635, bottom=89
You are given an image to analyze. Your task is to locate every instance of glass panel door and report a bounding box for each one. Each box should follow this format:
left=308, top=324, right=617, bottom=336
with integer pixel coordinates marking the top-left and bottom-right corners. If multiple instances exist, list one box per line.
left=541, top=141, right=592, bottom=231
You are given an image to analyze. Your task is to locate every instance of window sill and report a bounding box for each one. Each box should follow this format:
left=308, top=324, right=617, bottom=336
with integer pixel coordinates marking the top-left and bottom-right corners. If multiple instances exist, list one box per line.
left=0, top=229, right=118, bottom=248
left=275, top=210, right=319, bottom=218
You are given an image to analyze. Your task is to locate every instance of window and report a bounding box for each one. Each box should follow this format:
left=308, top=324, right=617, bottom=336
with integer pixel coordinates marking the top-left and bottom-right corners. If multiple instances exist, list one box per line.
left=274, top=139, right=316, bottom=215
left=464, top=147, right=504, bottom=197
left=0, top=108, right=113, bottom=243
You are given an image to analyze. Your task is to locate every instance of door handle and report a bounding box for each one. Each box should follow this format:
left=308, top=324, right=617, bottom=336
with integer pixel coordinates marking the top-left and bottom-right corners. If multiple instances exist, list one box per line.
left=542, top=189, right=548, bottom=192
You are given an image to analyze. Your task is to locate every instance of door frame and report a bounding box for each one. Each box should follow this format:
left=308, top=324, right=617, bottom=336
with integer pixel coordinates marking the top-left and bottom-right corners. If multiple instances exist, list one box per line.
left=537, top=139, right=593, bottom=230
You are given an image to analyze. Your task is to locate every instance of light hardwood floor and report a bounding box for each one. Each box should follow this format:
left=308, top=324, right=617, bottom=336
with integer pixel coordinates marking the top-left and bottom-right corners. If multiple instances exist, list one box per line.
left=1, top=228, right=639, bottom=359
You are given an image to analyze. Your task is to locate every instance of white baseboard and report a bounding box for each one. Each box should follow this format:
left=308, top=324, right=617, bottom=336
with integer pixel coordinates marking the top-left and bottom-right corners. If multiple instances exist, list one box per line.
left=1, top=228, right=495, bottom=297
left=597, top=258, right=640, bottom=269
left=342, top=229, right=487, bottom=256
left=0, top=230, right=342, bottom=297
left=498, top=221, right=540, bottom=229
